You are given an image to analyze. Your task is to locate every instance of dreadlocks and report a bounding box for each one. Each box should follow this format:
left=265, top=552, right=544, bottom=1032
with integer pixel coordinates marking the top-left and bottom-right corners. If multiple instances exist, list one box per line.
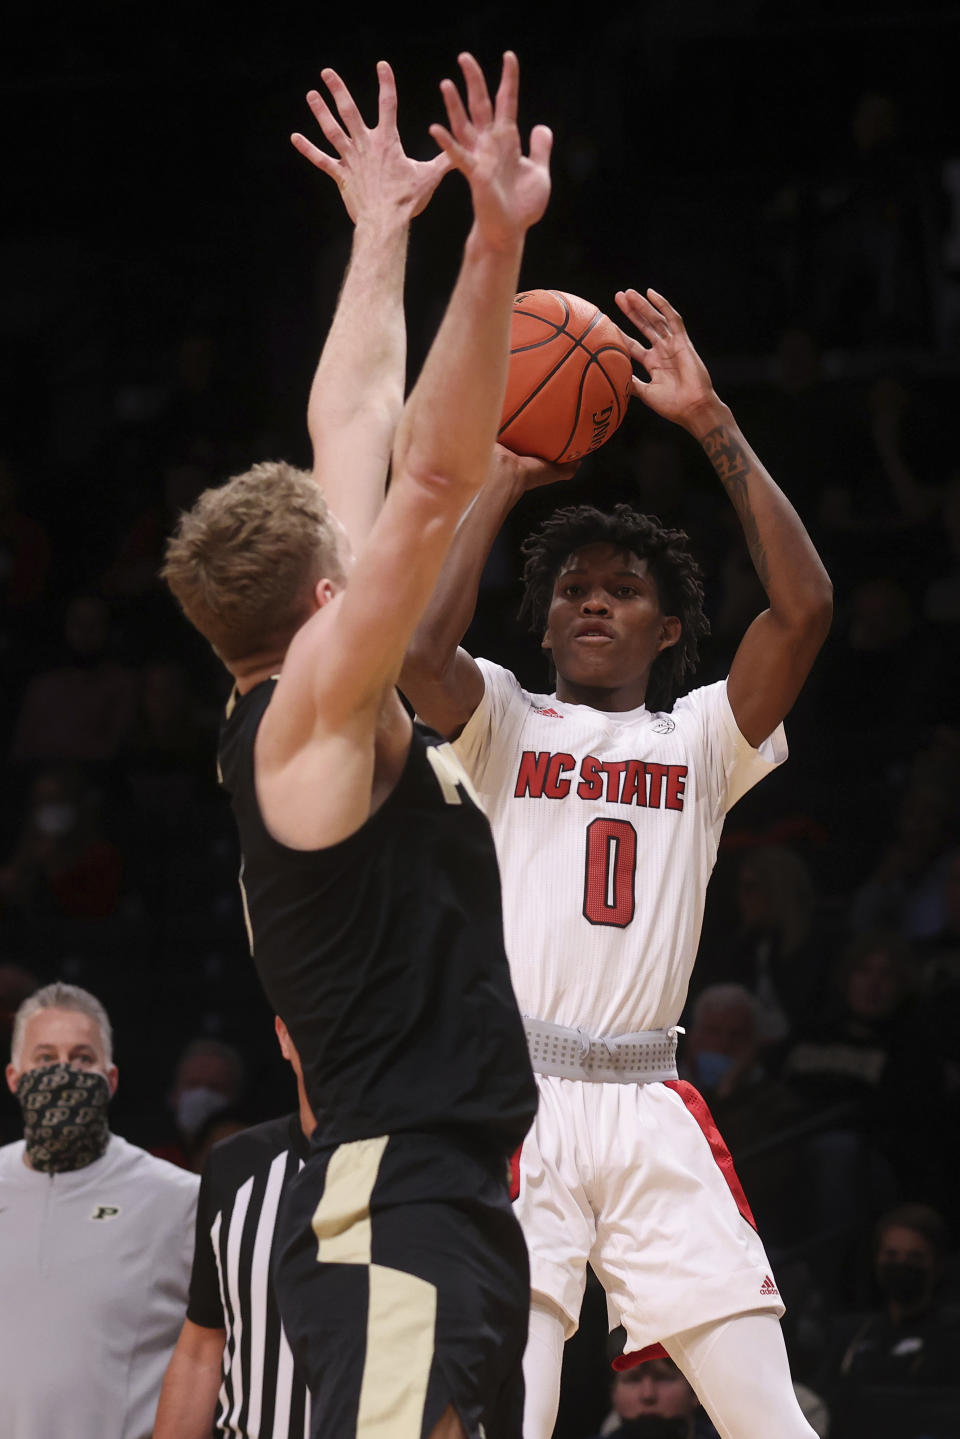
left=518, top=503, right=709, bottom=712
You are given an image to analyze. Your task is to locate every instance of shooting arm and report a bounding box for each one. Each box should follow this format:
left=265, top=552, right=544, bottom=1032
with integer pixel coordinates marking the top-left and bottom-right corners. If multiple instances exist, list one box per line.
left=695, top=401, right=833, bottom=744
left=617, top=286, right=832, bottom=747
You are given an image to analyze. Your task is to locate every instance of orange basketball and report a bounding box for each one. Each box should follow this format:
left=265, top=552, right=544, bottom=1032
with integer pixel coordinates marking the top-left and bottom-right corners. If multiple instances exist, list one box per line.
left=498, top=289, right=634, bottom=464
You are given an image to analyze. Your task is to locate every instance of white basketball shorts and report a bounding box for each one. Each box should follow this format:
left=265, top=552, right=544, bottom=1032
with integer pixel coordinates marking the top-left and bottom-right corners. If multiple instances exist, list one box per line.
left=513, top=1075, right=785, bottom=1353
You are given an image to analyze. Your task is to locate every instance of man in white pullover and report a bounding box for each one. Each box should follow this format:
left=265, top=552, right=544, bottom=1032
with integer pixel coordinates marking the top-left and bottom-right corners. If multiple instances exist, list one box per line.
left=0, top=982, right=199, bottom=1439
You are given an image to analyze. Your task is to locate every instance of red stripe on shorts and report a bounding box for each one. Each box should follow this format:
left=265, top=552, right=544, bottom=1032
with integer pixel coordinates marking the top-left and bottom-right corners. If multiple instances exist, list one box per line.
left=508, top=1145, right=521, bottom=1202
left=613, top=1079, right=757, bottom=1373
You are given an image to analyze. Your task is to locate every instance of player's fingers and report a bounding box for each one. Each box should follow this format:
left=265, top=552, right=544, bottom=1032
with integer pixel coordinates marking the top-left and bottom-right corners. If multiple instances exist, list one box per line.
left=458, top=51, right=494, bottom=129
left=423, top=152, right=454, bottom=183
left=528, top=124, right=553, bottom=169
left=616, top=288, right=672, bottom=343
left=305, top=89, right=351, bottom=156
left=320, top=67, right=367, bottom=139
left=290, top=132, right=342, bottom=179
left=428, top=122, right=470, bottom=172
left=494, top=50, right=519, bottom=125
left=438, top=77, right=474, bottom=144
left=619, top=331, right=652, bottom=366
left=375, top=60, right=398, bottom=128
left=647, top=287, right=684, bottom=329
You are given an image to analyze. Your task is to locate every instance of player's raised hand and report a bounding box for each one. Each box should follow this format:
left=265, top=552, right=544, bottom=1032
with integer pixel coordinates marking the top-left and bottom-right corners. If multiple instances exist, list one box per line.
left=291, top=60, right=451, bottom=224
left=431, top=51, right=552, bottom=249
left=615, top=288, right=717, bottom=430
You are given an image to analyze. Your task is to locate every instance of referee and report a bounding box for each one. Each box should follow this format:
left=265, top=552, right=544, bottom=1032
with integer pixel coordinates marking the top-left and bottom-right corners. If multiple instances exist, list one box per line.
left=155, top=1019, right=313, bottom=1439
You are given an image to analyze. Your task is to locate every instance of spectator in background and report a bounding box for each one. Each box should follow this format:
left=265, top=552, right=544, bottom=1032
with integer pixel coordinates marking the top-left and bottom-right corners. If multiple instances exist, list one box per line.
left=0, top=455, right=51, bottom=613
left=0, top=982, right=198, bottom=1439
left=781, top=930, right=945, bottom=1232
left=166, top=1036, right=246, bottom=1171
left=679, top=984, right=807, bottom=1247
left=695, top=845, right=828, bottom=1048
left=916, top=848, right=960, bottom=993
left=121, top=660, right=214, bottom=840
left=0, top=766, right=123, bottom=931
left=816, top=1204, right=960, bottom=1436
left=849, top=783, right=957, bottom=941
left=155, top=1016, right=312, bottom=1439
left=10, top=592, right=137, bottom=765
left=582, top=1357, right=718, bottom=1438
left=810, top=90, right=941, bottom=348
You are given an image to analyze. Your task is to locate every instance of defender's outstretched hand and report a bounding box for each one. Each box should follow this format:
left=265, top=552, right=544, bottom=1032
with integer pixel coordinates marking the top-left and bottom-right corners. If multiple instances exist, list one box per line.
left=615, top=288, right=716, bottom=431
left=431, top=51, right=552, bottom=248
left=291, top=60, right=450, bottom=224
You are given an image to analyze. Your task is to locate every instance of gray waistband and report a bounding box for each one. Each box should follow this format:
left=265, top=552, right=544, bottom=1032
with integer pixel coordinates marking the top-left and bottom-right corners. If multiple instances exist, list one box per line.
left=524, top=1016, right=681, bottom=1084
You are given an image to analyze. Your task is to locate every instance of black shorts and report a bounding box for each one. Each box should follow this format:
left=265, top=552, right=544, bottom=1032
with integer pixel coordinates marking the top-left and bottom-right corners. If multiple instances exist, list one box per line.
left=273, top=1130, right=529, bottom=1439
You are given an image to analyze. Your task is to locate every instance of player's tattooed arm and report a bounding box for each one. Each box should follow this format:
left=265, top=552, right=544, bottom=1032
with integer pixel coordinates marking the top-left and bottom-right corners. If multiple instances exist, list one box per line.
left=616, top=285, right=832, bottom=746
left=701, top=426, right=770, bottom=590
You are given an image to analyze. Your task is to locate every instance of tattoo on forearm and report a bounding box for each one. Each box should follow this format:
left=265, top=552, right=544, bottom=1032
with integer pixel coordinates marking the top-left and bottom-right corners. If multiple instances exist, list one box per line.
left=702, top=426, right=769, bottom=589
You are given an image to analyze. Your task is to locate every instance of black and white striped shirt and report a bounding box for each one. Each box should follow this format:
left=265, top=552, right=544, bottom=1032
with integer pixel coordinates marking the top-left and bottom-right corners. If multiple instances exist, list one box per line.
left=188, top=1114, right=311, bottom=1438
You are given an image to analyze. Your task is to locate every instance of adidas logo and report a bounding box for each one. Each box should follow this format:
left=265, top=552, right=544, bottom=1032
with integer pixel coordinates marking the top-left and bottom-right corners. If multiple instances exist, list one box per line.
left=533, top=706, right=563, bottom=718
left=760, top=1275, right=779, bottom=1296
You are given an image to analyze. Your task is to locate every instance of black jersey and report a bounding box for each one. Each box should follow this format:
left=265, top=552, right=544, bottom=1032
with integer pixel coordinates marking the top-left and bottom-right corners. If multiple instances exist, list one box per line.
left=217, top=681, right=536, bottom=1155
left=188, top=1114, right=311, bottom=1439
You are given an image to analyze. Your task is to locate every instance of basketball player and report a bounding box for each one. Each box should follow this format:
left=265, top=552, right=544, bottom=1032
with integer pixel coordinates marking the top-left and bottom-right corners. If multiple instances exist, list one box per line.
left=401, top=287, right=833, bottom=1439
left=162, top=54, right=551, bottom=1439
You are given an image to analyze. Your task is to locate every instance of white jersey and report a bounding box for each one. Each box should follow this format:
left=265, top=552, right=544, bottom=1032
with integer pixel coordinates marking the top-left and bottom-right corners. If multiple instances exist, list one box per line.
left=454, top=660, right=787, bottom=1034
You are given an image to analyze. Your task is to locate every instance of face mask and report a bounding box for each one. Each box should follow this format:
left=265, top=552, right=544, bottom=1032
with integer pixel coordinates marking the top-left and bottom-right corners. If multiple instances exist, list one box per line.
left=32, top=802, right=78, bottom=838
left=877, top=1261, right=931, bottom=1308
left=176, top=1086, right=230, bottom=1141
left=695, top=1051, right=734, bottom=1090
left=17, top=1063, right=110, bottom=1173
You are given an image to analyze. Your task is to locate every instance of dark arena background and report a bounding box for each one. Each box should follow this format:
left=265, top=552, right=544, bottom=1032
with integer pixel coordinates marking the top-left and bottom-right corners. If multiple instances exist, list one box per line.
left=2, top=4, right=960, bottom=1436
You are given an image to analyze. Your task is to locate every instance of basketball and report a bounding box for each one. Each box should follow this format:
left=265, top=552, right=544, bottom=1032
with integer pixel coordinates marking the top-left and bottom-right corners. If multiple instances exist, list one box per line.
left=498, top=290, right=634, bottom=465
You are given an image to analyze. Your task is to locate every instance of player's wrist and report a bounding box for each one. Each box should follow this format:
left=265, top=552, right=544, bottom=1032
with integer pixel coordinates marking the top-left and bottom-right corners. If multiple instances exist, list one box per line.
left=465, top=219, right=527, bottom=261
left=351, top=211, right=412, bottom=244
left=683, top=394, right=731, bottom=440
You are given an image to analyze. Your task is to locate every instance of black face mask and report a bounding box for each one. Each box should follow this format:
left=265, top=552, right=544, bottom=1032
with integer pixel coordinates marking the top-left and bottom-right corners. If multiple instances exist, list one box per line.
left=16, top=1063, right=111, bottom=1173
left=876, top=1261, right=931, bottom=1308
left=619, top=1418, right=689, bottom=1439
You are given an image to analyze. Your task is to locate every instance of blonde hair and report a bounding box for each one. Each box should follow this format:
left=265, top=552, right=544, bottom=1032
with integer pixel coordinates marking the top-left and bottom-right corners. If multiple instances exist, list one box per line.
left=161, top=461, right=345, bottom=664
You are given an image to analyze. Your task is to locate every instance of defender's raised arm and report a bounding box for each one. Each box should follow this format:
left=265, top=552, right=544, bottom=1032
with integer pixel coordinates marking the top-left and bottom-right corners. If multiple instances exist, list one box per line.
left=291, top=61, right=449, bottom=556
left=302, top=51, right=553, bottom=733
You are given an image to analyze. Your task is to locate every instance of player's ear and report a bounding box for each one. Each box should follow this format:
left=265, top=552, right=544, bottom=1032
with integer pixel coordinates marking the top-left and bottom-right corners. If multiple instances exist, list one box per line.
left=313, top=577, right=337, bottom=610
left=5, top=1062, right=19, bottom=1096
left=275, top=1015, right=293, bottom=1061
left=541, top=626, right=553, bottom=652
left=657, top=616, right=681, bottom=652
left=106, top=1064, right=119, bottom=1098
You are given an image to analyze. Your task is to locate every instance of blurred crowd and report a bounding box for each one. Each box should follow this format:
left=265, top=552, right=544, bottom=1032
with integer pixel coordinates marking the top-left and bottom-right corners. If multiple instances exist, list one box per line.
left=2, top=10, right=960, bottom=1437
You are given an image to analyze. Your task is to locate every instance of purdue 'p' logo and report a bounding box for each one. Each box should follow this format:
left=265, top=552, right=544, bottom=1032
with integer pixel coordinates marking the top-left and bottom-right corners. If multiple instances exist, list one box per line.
left=90, top=1204, right=120, bottom=1221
